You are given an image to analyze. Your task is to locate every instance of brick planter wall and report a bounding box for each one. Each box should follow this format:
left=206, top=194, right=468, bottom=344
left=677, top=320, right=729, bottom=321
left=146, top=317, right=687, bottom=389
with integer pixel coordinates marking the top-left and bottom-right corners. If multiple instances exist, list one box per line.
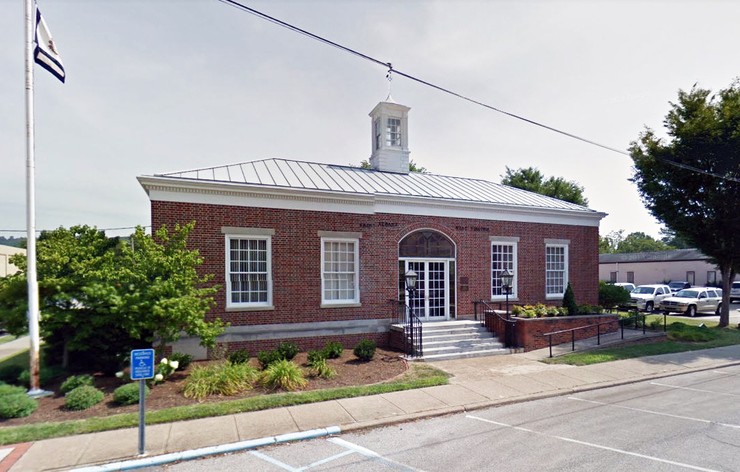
left=512, top=314, right=619, bottom=352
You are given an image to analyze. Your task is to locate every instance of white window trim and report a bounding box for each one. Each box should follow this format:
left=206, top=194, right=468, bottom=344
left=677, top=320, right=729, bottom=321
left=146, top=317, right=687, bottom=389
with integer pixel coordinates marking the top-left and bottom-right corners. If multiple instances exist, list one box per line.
left=225, top=232, right=273, bottom=310
left=490, top=239, right=518, bottom=301
left=320, top=236, right=360, bottom=306
left=545, top=243, right=569, bottom=300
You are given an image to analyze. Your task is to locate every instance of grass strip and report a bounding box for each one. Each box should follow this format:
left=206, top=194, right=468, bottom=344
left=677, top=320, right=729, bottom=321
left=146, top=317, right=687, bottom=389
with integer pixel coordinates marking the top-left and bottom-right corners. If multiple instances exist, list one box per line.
left=0, top=364, right=449, bottom=445
left=544, top=325, right=740, bottom=366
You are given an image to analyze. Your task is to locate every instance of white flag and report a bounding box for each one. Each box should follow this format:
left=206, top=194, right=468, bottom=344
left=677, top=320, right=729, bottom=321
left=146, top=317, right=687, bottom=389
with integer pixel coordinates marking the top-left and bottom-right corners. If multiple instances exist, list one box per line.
left=34, top=4, right=65, bottom=83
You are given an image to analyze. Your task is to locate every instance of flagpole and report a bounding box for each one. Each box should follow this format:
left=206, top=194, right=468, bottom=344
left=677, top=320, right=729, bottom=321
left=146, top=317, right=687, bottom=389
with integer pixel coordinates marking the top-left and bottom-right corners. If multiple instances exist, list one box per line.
left=25, top=0, right=43, bottom=396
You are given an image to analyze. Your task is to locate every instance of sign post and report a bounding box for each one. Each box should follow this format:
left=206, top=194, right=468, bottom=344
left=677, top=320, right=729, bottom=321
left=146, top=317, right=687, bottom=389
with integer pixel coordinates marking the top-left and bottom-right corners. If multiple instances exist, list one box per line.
left=130, top=348, right=155, bottom=456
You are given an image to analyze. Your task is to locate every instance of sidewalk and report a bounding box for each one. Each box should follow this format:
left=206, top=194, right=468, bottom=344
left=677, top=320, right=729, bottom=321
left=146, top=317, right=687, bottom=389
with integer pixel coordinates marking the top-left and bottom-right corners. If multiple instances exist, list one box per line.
left=0, top=336, right=30, bottom=362
left=3, top=331, right=740, bottom=472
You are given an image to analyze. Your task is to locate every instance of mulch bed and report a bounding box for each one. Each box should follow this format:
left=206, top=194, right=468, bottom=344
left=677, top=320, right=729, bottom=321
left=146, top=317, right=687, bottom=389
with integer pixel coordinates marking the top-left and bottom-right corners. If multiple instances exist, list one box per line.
left=1, top=348, right=408, bottom=427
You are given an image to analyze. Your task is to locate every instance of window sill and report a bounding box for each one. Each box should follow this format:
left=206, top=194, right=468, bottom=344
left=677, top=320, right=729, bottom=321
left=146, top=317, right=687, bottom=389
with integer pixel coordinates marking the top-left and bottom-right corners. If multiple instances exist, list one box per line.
left=225, top=305, right=275, bottom=312
left=320, top=302, right=362, bottom=309
left=545, top=295, right=564, bottom=301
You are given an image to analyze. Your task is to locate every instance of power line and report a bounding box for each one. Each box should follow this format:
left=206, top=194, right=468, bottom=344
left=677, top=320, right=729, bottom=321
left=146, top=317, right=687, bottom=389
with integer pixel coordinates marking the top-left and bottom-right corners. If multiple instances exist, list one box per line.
left=0, top=225, right=150, bottom=234
left=217, top=0, right=740, bottom=184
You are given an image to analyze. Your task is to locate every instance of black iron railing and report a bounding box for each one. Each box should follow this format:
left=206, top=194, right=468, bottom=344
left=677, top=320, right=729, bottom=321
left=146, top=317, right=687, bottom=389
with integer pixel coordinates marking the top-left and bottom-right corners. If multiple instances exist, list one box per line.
left=541, top=312, right=651, bottom=358
left=393, top=300, right=423, bottom=357
left=474, top=300, right=518, bottom=348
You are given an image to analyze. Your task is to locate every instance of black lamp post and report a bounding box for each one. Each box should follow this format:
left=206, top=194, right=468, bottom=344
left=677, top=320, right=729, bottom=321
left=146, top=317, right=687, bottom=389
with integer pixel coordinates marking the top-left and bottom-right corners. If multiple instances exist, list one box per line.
left=501, top=268, right=514, bottom=319
left=405, top=269, right=418, bottom=355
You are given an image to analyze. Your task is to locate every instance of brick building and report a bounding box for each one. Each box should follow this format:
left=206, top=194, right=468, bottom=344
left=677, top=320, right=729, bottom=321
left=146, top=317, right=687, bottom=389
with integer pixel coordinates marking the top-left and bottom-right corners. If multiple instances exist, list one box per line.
left=138, top=100, right=606, bottom=358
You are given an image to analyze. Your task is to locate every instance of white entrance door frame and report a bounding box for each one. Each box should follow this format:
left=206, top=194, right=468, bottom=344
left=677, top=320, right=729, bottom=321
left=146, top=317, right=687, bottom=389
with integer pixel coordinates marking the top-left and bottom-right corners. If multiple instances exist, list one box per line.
left=401, top=258, right=455, bottom=321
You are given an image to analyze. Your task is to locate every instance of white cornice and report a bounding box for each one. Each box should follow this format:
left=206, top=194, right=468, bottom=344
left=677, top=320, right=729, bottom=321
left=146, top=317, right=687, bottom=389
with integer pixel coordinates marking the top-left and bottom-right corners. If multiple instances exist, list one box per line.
left=138, top=175, right=606, bottom=227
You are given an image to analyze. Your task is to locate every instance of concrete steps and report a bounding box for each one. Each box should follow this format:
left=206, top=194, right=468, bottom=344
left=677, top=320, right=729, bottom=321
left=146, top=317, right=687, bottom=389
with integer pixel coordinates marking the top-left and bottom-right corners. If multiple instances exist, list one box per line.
left=411, top=320, right=510, bottom=361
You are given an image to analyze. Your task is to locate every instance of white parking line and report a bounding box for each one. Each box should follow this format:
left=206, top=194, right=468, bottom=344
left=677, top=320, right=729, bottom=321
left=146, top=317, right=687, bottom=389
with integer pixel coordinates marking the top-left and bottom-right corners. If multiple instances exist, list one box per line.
left=567, top=397, right=740, bottom=429
left=249, top=438, right=421, bottom=471
left=328, top=438, right=423, bottom=471
left=650, top=381, right=740, bottom=397
left=466, top=415, right=722, bottom=472
left=250, top=450, right=301, bottom=472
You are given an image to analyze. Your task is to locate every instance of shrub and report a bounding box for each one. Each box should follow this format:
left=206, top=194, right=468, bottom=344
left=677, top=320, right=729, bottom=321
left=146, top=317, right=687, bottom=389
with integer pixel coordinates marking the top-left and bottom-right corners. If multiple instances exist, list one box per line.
left=0, top=383, right=26, bottom=396
left=60, top=374, right=94, bottom=394
left=113, top=382, right=149, bottom=406
left=228, top=348, right=251, bottom=365
left=599, top=281, right=631, bottom=311
left=0, top=365, right=25, bottom=384
left=353, top=339, right=376, bottom=361
left=18, top=365, right=66, bottom=388
left=307, top=350, right=326, bottom=365
left=276, top=342, right=299, bottom=361
left=533, top=304, right=548, bottom=317
left=257, top=350, right=282, bottom=369
left=65, top=385, right=104, bottom=410
left=169, top=352, right=193, bottom=371
left=0, top=393, right=38, bottom=418
left=259, top=360, right=307, bottom=391
left=321, top=341, right=344, bottom=359
left=307, top=358, right=336, bottom=379
left=183, top=362, right=258, bottom=400
left=563, top=283, right=577, bottom=316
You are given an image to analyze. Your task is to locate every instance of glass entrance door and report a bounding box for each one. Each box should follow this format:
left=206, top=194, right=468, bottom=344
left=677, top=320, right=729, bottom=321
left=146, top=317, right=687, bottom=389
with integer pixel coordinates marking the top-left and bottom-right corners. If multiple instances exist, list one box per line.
left=404, top=260, right=449, bottom=320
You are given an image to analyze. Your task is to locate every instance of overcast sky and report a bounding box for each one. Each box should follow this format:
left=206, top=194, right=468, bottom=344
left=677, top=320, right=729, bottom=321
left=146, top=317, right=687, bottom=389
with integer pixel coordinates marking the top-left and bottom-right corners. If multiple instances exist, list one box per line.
left=2, top=0, right=738, bottom=239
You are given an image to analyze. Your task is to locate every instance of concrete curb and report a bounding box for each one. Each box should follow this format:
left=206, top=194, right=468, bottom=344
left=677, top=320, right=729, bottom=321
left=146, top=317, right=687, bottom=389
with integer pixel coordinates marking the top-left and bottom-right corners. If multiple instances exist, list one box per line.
left=69, top=426, right=341, bottom=472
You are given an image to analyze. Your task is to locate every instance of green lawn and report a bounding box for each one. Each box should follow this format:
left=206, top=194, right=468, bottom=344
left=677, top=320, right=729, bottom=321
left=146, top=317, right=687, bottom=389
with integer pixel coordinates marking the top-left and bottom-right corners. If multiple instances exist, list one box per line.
left=0, top=335, right=17, bottom=346
left=0, top=362, right=449, bottom=445
left=544, top=322, right=740, bottom=366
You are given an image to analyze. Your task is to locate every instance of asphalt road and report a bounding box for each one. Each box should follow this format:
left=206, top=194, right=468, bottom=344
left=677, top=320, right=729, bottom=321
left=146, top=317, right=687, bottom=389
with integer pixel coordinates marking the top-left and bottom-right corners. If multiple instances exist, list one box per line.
left=152, top=365, right=740, bottom=472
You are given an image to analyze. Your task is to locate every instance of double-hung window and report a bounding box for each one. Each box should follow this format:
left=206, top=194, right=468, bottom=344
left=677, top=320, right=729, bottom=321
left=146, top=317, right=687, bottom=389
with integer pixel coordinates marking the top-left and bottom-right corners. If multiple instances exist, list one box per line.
left=490, top=237, right=518, bottom=299
left=321, top=237, right=359, bottom=305
left=386, top=117, right=402, bottom=147
left=224, top=228, right=273, bottom=309
left=545, top=241, right=569, bottom=298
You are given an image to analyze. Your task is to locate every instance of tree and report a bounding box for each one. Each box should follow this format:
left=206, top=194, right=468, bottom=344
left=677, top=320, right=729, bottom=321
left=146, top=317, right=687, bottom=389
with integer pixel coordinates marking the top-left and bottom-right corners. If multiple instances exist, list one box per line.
left=0, top=223, right=225, bottom=370
left=501, top=166, right=588, bottom=206
left=616, top=232, right=671, bottom=253
left=93, top=224, right=225, bottom=355
left=659, top=228, right=692, bottom=249
left=599, top=230, right=623, bottom=254
left=630, top=81, right=740, bottom=327
left=358, top=159, right=428, bottom=173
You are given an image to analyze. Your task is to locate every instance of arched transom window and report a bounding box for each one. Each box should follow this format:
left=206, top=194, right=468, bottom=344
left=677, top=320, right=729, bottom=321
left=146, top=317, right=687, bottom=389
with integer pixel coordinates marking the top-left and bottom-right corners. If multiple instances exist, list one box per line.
left=399, top=230, right=455, bottom=258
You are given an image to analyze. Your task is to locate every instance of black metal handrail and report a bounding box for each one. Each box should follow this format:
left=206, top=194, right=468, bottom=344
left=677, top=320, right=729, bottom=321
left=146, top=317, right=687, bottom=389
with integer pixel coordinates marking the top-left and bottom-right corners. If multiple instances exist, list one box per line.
left=393, top=300, right=423, bottom=357
left=541, top=312, right=650, bottom=358
left=476, top=300, right=517, bottom=348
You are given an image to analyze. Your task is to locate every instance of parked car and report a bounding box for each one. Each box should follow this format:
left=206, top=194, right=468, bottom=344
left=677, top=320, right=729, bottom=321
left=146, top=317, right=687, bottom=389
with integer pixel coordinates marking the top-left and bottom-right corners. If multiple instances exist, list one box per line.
left=627, top=284, right=672, bottom=312
left=613, top=282, right=636, bottom=292
left=659, top=287, right=723, bottom=317
left=731, top=281, right=740, bottom=303
left=668, top=281, right=691, bottom=293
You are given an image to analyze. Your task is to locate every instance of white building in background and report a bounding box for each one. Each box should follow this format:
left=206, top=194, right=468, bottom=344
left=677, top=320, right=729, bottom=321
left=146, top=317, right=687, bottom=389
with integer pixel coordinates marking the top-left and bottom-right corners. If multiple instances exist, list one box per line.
left=599, top=248, right=736, bottom=287
left=0, top=245, right=25, bottom=277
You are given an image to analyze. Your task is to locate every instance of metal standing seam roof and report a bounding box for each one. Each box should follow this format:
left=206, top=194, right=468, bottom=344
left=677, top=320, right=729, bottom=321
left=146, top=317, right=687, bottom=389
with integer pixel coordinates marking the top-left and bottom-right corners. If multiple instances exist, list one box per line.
left=599, top=248, right=709, bottom=264
left=155, top=158, right=599, bottom=213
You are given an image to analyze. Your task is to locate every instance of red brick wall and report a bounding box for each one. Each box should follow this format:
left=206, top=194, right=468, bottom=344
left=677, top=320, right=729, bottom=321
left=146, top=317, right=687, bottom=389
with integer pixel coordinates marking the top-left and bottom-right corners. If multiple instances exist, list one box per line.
left=513, top=314, right=619, bottom=351
left=152, top=201, right=600, bottom=348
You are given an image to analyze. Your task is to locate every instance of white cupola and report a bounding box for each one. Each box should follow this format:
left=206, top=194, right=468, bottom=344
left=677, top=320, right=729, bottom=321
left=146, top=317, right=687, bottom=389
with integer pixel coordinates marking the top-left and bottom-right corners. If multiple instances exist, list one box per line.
left=368, top=100, right=410, bottom=174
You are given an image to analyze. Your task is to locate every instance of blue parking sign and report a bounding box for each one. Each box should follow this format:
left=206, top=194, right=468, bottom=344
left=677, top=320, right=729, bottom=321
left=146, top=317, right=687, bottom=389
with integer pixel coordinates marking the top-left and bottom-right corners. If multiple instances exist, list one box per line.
left=130, top=349, right=155, bottom=380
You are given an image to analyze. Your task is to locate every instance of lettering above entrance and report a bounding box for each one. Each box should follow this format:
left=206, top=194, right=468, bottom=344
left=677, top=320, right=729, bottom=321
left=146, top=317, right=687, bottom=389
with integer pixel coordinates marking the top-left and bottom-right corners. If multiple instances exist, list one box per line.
left=399, top=230, right=455, bottom=258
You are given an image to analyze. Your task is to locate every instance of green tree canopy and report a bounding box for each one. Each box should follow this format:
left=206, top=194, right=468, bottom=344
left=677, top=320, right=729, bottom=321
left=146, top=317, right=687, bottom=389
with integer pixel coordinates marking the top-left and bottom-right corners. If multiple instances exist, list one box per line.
left=501, top=166, right=588, bottom=206
left=0, top=223, right=225, bottom=370
left=358, top=159, right=428, bottom=173
left=630, top=80, right=740, bottom=327
left=599, top=230, right=672, bottom=254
